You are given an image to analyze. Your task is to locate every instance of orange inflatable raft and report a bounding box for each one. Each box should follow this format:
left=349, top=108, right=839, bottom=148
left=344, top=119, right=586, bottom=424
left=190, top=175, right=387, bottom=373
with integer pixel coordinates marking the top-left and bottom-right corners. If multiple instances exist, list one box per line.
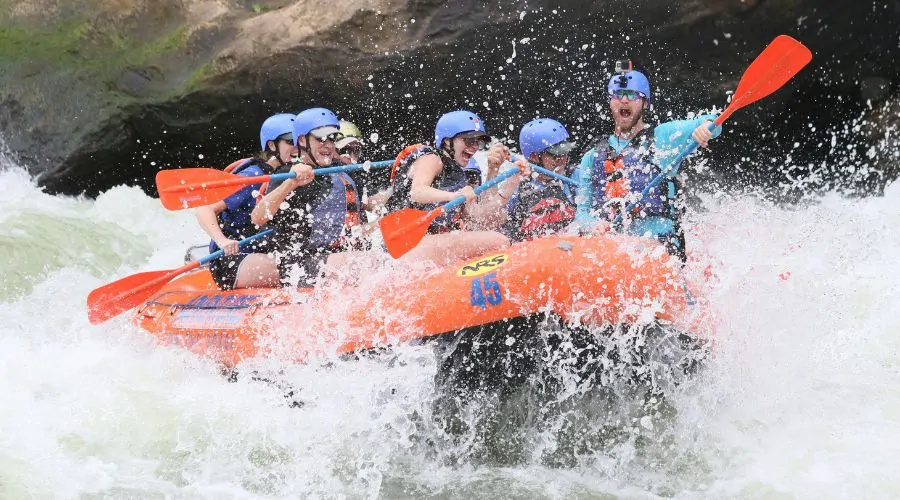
left=132, top=234, right=715, bottom=378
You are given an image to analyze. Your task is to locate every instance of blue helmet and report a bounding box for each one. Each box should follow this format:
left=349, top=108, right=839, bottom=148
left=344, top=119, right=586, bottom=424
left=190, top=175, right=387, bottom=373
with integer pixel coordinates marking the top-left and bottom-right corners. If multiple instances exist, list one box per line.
left=259, top=113, right=295, bottom=152
left=608, top=70, right=652, bottom=102
left=519, top=118, right=574, bottom=158
left=293, top=107, right=340, bottom=144
left=434, top=110, right=488, bottom=147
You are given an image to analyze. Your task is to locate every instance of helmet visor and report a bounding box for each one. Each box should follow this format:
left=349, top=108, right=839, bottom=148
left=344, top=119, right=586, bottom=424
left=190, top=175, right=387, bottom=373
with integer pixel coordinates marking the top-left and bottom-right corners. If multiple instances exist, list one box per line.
left=276, top=132, right=294, bottom=145
left=543, top=140, right=576, bottom=157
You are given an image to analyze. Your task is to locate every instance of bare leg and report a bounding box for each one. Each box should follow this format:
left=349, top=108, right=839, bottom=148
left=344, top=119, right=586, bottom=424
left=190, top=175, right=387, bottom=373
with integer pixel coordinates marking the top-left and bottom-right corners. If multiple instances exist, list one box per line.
left=233, top=253, right=280, bottom=288
left=401, top=230, right=510, bottom=266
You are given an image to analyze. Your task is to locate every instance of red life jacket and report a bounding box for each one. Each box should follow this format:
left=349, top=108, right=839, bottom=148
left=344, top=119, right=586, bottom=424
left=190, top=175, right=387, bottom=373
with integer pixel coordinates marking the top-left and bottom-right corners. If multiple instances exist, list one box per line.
left=331, top=174, right=363, bottom=250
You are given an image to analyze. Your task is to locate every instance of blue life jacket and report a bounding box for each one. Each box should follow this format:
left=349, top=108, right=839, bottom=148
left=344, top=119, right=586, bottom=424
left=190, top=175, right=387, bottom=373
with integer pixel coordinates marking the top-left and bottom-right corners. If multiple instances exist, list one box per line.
left=209, top=157, right=271, bottom=253
left=263, top=163, right=364, bottom=264
left=590, top=127, right=679, bottom=223
left=305, top=173, right=362, bottom=252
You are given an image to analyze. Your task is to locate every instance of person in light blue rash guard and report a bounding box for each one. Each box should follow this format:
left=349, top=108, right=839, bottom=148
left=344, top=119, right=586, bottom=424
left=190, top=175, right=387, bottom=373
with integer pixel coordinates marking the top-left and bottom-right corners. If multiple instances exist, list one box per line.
left=574, top=60, right=721, bottom=261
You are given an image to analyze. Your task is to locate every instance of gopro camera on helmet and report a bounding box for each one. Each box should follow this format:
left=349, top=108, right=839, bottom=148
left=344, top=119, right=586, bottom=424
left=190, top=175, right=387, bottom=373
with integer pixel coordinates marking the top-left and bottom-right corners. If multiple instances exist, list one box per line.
left=614, top=59, right=633, bottom=74
left=614, top=59, right=633, bottom=88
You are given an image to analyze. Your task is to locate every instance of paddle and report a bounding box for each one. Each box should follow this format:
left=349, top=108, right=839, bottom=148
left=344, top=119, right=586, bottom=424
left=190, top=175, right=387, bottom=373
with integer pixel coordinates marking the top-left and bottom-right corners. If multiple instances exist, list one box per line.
left=614, top=34, right=812, bottom=222
left=156, top=160, right=393, bottom=211
left=86, top=229, right=273, bottom=324
left=509, top=154, right=578, bottom=186
left=380, top=168, right=520, bottom=258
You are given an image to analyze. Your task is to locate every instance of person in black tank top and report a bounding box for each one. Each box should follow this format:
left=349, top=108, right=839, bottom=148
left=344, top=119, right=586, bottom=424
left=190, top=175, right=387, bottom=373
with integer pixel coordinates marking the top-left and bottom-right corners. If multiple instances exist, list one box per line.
left=384, top=110, right=532, bottom=266
left=251, top=108, right=385, bottom=288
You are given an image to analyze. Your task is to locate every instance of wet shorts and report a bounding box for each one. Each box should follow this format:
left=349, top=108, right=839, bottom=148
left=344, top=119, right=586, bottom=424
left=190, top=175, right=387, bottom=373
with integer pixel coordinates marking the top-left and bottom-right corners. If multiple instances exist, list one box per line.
left=207, top=232, right=275, bottom=290
left=209, top=253, right=250, bottom=290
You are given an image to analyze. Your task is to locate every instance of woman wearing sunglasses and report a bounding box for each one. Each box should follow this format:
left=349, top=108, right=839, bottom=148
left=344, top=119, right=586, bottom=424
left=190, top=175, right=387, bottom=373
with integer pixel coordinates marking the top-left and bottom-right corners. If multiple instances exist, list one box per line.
left=385, top=110, right=531, bottom=264
left=334, top=119, right=390, bottom=219
left=335, top=120, right=364, bottom=165
left=575, top=61, right=722, bottom=262
left=503, top=118, right=578, bottom=242
left=251, top=107, right=371, bottom=287
left=195, top=113, right=296, bottom=290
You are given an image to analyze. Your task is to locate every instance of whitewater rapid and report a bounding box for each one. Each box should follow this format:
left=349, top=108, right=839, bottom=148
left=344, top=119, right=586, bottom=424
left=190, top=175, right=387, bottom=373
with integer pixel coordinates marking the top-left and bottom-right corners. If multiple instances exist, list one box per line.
left=1, top=155, right=898, bottom=498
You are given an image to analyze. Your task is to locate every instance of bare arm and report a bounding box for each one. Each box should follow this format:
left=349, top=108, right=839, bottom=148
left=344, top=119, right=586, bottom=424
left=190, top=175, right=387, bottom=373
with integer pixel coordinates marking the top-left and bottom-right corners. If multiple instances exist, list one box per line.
left=196, top=201, right=242, bottom=254
left=250, top=164, right=313, bottom=226
left=408, top=154, right=459, bottom=205
left=196, top=202, right=227, bottom=241
left=464, top=190, right=509, bottom=229
left=251, top=180, right=296, bottom=226
left=464, top=156, right=530, bottom=229
left=362, top=187, right=393, bottom=213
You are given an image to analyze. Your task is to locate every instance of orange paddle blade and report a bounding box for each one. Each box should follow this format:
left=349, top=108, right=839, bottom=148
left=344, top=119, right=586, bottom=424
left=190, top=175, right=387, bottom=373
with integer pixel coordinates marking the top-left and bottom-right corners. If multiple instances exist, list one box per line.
left=379, top=207, right=443, bottom=258
left=156, top=168, right=268, bottom=210
left=87, top=263, right=197, bottom=324
left=718, top=35, right=813, bottom=124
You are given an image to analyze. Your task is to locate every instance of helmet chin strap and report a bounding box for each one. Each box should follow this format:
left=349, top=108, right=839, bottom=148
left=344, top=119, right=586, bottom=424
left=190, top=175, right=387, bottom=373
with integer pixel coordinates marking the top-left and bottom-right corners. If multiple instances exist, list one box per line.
left=301, top=133, right=327, bottom=168
left=270, top=141, right=290, bottom=167
left=440, top=139, right=457, bottom=161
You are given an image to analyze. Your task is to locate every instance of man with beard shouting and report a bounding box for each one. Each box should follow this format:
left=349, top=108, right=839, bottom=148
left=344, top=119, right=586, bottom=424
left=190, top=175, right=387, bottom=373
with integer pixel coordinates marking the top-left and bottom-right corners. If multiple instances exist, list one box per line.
left=576, top=60, right=720, bottom=262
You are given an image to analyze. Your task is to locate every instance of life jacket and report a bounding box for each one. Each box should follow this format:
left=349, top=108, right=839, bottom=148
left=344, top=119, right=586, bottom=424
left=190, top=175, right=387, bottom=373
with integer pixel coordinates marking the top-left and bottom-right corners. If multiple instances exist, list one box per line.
left=209, top=157, right=274, bottom=253
left=590, top=127, right=679, bottom=222
left=509, top=181, right=575, bottom=241
left=224, top=157, right=270, bottom=201
left=386, top=144, right=468, bottom=233
left=305, top=173, right=364, bottom=252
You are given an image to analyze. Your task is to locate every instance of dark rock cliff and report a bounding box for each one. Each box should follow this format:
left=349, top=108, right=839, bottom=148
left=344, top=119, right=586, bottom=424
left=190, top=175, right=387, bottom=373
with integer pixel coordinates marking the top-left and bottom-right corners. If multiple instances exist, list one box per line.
left=0, top=0, right=897, bottom=198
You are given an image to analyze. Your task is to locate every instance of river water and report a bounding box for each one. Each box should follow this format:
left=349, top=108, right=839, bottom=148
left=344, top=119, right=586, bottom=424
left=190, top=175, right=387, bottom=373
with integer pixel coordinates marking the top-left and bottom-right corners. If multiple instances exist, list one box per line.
left=1, top=146, right=898, bottom=498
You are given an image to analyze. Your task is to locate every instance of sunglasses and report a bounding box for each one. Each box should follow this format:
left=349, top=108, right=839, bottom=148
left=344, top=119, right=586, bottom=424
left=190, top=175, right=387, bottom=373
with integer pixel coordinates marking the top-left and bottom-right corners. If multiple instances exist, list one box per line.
left=276, top=133, right=294, bottom=146
left=339, top=145, right=362, bottom=156
left=462, top=135, right=490, bottom=149
left=311, top=132, right=341, bottom=143
left=610, top=89, right=645, bottom=101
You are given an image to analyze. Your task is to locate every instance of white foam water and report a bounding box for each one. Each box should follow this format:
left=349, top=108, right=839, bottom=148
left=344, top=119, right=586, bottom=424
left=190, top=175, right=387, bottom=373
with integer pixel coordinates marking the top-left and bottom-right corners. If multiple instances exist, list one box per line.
left=1, top=152, right=898, bottom=498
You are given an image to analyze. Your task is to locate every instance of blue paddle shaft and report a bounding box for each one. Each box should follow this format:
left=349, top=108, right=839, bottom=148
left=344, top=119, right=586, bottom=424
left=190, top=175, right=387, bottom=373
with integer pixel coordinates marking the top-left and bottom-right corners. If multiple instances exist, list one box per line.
left=510, top=155, right=578, bottom=186
left=574, top=153, right=595, bottom=224
left=199, top=229, right=274, bottom=265
left=532, top=166, right=579, bottom=186
left=441, top=168, right=520, bottom=212
left=509, top=154, right=578, bottom=186
left=267, top=160, right=393, bottom=183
